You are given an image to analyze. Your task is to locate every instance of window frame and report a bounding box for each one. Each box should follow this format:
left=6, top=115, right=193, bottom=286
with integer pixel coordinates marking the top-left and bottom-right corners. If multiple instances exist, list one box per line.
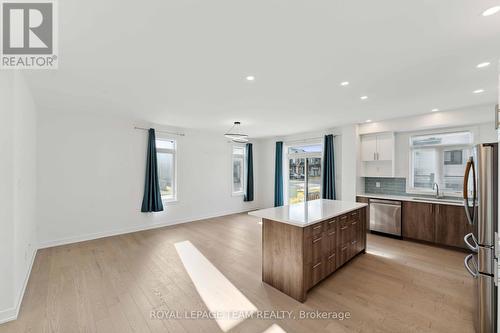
left=284, top=141, right=323, bottom=205
left=231, top=144, right=246, bottom=196
left=156, top=137, right=178, bottom=203
left=407, top=130, right=473, bottom=197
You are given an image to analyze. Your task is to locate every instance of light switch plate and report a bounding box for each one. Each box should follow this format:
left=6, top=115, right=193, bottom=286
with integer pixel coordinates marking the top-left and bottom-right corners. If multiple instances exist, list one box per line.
left=376, top=182, right=381, bottom=188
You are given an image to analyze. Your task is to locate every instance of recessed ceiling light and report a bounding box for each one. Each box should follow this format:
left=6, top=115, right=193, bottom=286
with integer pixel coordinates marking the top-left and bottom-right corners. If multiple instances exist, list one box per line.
left=476, top=62, right=491, bottom=68
left=365, top=119, right=372, bottom=123
left=482, top=6, right=500, bottom=16
left=340, top=81, right=349, bottom=86
left=431, top=108, right=439, bottom=112
left=473, top=89, right=485, bottom=94
left=360, top=96, right=368, bottom=100
left=246, top=75, right=255, bottom=81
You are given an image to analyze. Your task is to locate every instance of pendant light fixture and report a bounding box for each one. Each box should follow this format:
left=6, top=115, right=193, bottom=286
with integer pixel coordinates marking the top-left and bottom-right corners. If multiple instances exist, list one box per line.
left=224, top=121, right=249, bottom=143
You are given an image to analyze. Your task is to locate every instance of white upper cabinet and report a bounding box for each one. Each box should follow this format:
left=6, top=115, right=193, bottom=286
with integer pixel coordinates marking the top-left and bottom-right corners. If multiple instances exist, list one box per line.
left=359, top=132, right=395, bottom=177
left=375, top=133, right=394, bottom=161
left=361, top=135, right=377, bottom=161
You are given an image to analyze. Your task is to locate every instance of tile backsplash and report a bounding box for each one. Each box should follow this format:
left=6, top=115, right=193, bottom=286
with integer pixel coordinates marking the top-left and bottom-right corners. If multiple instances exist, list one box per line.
left=364, top=177, right=406, bottom=195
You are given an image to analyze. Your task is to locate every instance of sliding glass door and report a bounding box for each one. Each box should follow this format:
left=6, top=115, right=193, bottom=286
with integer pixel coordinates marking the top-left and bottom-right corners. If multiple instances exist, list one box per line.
left=286, top=144, right=322, bottom=204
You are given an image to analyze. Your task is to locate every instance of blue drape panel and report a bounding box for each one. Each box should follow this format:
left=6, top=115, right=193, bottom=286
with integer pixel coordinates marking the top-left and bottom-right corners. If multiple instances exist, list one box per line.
left=244, top=143, right=254, bottom=202
left=274, top=141, right=284, bottom=207
left=141, top=128, right=164, bottom=212
left=322, top=134, right=336, bottom=200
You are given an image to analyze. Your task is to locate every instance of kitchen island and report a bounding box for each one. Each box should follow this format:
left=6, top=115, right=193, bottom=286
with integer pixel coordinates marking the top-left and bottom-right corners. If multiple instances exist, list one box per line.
left=249, top=199, right=368, bottom=302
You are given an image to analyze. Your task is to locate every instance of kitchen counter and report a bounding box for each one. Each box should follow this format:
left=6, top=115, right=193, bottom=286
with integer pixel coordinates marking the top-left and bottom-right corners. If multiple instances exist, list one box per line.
left=250, top=199, right=367, bottom=302
left=356, top=193, right=463, bottom=206
left=248, top=199, right=367, bottom=227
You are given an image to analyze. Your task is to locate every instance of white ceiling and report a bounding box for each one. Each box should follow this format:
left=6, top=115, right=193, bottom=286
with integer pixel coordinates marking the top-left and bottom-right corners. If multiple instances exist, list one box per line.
left=25, top=0, right=500, bottom=137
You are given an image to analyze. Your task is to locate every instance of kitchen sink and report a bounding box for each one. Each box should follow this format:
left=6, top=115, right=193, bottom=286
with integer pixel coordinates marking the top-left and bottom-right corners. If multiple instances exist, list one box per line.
left=411, top=197, right=462, bottom=205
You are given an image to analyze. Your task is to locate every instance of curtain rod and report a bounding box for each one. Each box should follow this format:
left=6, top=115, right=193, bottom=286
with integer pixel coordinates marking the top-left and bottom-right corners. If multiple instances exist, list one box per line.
left=284, top=134, right=339, bottom=145
left=134, top=126, right=185, bottom=137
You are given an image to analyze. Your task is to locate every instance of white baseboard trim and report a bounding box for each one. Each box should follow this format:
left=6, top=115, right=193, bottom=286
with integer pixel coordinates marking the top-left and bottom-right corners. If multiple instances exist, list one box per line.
left=0, top=248, right=37, bottom=324
left=38, top=207, right=263, bottom=249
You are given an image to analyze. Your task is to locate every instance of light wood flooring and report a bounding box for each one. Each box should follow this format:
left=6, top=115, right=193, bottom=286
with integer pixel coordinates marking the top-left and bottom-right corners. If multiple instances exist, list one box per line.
left=0, top=213, right=474, bottom=333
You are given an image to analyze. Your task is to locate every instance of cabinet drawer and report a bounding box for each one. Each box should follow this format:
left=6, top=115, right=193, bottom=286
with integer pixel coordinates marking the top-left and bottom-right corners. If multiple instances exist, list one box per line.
left=326, top=218, right=337, bottom=230
left=326, top=252, right=336, bottom=275
left=311, top=223, right=323, bottom=239
left=311, top=261, right=324, bottom=286
left=349, top=210, right=360, bottom=221
left=337, top=243, right=349, bottom=268
left=312, top=235, right=323, bottom=264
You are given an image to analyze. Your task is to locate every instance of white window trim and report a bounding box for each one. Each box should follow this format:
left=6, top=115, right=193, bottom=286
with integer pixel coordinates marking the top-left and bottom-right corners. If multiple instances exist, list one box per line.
left=156, top=137, right=178, bottom=203
left=231, top=144, right=246, bottom=196
left=283, top=141, right=323, bottom=205
left=407, top=130, right=473, bottom=197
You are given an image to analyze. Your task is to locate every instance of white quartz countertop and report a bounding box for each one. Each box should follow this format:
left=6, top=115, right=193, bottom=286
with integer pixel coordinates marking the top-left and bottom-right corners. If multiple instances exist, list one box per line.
left=356, top=193, right=463, bottom=206
left=248, top=199, right=367, bottom=227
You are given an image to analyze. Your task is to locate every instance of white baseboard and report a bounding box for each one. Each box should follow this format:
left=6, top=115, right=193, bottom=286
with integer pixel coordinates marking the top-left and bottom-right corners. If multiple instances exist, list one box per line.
left=0, top=248, right=37, bottom=324
left=38, top=207, right=262, bottom=249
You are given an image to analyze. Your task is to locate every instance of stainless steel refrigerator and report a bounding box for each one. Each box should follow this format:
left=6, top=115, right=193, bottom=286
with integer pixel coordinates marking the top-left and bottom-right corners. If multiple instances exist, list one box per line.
left=463, top=142, right=498, bottom=333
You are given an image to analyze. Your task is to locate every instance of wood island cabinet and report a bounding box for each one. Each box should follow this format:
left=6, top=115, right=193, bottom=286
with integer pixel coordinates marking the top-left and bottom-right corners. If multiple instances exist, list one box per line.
left=261, top=205, right=367, bottom=302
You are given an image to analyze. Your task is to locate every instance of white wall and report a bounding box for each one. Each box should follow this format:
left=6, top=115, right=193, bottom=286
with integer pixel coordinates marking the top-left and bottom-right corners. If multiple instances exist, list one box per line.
left=256, top=124, right=359, bottom=208
left=37, top=110, right=263, bottom=247
left=0, top=72, right=37, bottom=323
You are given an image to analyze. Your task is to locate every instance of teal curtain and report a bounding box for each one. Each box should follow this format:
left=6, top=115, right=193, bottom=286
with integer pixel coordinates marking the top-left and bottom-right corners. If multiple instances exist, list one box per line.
left=322, top=134, right=336, bottom=200
left=244, top=143, right=254, bottom=202
left=274, top=141, right=284, bottom=206
left=141, top=129, right=164, bottom=212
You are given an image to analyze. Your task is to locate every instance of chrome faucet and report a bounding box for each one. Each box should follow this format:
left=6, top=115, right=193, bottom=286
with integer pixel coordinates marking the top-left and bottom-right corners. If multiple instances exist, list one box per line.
left=432, top=183, right=441, bottom=199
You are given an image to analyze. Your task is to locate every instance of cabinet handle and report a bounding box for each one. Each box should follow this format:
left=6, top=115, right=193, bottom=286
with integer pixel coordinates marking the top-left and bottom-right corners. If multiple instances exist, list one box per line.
left=328, top=231, right=335, bottom=236
left=328, top=253, right=335, bottom=259
left=341, top=246, right=348, bottom=251
left=341, top=226, right=348, bottom=230
left=313, top=237, right=322, bottom=243
left=313, top=225, right=322, bottom=230
left=352, top=240, right=357, bottom=244
left=328, top=220, right=335, bottom=224
left=313, top=262, right=322, bottom=269
left=341, top=216, right=347, bottom=220
left=351, top=221, right=357, bottom=225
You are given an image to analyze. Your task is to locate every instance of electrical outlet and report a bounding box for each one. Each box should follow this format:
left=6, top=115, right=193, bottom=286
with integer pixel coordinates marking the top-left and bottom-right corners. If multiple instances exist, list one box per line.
left=376, top=182, right=381, bottom=188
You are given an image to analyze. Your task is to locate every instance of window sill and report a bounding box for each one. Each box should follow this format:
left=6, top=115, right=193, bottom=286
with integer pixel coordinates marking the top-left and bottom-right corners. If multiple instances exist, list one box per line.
left=162, top=198, right=179, bottom=205
left=232, top=192, right=244, bottom=197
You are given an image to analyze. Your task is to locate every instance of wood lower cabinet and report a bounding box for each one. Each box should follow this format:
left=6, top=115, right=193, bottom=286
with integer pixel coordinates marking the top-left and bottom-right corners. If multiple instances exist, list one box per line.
left=435, top=204, right=472, bottom=248
left=396, top=200, right=470, bottom=250
left=402, top=201, right=436, bottom=242
left=358, top=196, right=470, bottom=250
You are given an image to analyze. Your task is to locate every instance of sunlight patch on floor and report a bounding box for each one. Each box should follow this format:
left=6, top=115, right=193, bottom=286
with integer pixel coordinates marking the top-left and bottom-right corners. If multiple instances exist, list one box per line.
left=366, top=248, right=396, bottom=259
left=175, top=240, right=257, bottom=332
left=262, top=324, right=287, bottom=333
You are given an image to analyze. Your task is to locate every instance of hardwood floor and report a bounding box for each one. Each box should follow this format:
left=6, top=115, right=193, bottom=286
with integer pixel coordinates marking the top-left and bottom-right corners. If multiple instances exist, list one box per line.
left=0, top=213, right=474, bottom=333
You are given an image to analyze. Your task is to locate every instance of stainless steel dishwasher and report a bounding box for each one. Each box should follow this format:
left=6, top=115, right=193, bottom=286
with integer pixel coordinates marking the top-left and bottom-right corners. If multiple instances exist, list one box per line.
left=369, top=199, right=402, bottom=236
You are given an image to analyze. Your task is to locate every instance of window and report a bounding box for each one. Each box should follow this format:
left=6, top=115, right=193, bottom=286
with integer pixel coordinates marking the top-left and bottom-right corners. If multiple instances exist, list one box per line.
left=232, top=146, right=245, bottom=195
left=409, top=131, right=472, bottom=194
left=286, top=143, right=322, bottom=204
left=156, top=138, right=177, bottom=201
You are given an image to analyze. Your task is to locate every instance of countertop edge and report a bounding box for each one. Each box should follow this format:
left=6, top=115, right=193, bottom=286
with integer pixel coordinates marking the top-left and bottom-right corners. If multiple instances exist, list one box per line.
left=248, top=203, right=367, bottom=227
left=356, top=193, right=463, bottom=206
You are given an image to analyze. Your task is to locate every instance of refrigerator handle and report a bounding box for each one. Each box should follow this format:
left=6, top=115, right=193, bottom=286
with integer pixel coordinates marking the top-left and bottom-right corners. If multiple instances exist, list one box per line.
left=464, top=233, right=479, bottom=252
left=464, top=254, right=478, bottom=278
left=462, top=157, right=476, bottom=225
